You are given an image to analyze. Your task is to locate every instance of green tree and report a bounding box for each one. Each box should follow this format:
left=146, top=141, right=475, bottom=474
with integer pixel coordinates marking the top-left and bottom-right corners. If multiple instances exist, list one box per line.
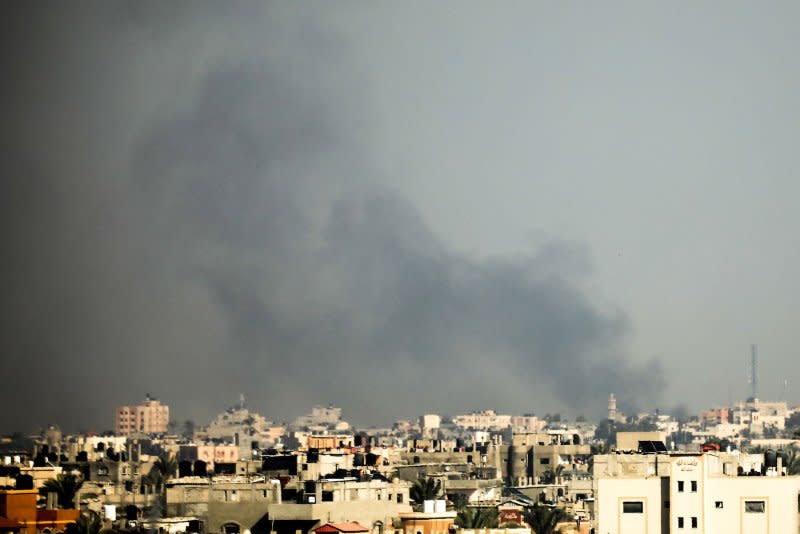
left=456, top=507, right=499, bottom=529
left=449, top=493, right=468, bottom=511
left=782, top=449, right=800, bottom=475
left=410, top=477, right=441, bottom=505
left=68, top=511, right=102, bottom=534
left=523, top=505, right=570, bottom=534
left=144, top=452, right=178, bottom=517
left=42, top=473, right=83, bottom=508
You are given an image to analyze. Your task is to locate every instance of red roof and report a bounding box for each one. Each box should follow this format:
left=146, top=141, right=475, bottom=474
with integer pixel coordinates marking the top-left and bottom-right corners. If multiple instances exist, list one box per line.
left=315, top=523, right=369, bottom=534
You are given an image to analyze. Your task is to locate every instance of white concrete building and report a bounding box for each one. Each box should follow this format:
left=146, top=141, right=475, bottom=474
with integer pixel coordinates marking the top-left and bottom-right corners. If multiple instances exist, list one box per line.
left=595, top=450, right=800, bottom=533
left=452, top=410, right=512, bottom=430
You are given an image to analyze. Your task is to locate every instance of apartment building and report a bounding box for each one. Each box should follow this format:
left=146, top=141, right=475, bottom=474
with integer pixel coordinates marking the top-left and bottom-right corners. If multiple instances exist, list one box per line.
left=115, top=395, right=170, bottom=436
left=452, top=411, right=512, bottom=431
left=595, top=449, right=800, bottom=533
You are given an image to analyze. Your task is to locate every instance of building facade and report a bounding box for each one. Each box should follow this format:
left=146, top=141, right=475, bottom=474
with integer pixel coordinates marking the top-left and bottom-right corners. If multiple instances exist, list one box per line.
left=595, top=450, right=800, bottom=533
left=115, top=395, right=170, bottom=436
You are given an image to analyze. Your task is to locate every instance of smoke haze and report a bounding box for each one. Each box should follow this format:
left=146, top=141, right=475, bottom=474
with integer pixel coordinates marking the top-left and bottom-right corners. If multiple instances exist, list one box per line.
left=15, top=2, right=800, bottom=430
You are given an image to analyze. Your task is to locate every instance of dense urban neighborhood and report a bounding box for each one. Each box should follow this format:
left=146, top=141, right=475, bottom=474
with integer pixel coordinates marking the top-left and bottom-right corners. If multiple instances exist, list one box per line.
left=3, top=394, right=800, bottom=534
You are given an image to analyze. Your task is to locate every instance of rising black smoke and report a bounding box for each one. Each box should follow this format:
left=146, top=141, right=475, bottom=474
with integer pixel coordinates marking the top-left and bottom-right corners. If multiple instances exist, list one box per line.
left=0, top=3, right=663, bottom=432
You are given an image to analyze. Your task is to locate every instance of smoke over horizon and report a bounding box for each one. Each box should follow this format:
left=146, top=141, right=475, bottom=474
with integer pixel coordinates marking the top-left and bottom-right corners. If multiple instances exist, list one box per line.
left=0, top=3, right=664, bottom=433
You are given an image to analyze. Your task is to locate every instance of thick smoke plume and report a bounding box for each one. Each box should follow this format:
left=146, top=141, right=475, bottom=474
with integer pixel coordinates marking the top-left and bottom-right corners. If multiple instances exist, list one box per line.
left=0, top=3, right=663, bottom=432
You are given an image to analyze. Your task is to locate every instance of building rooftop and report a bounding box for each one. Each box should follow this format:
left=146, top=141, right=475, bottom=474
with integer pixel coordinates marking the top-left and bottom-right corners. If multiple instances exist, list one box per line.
left=315, top=523, right=369, bottom=533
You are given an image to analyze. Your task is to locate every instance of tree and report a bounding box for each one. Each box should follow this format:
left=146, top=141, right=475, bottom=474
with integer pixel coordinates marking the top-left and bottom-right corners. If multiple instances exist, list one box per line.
left=153, top=452, right=178, bottom=479
left=782, top=449, right=800, bottom=475
left=449, top=493, right=468, bottom=511
left=523, top=505, right=570, bottom=534
left=43, top=473, right=83, bottom=508
left=144, top=452, right=177, bottom=517
left=410, top=477, right=441, bottom=505
left=66, top=511, right=102, bottom=534
left=787, top=412, right=800, bottom=429
left=456, top=507, right=499, bottom=529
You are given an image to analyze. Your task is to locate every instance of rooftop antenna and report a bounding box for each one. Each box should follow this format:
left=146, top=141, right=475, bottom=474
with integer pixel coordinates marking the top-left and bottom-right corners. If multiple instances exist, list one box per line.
left=749, top=344, right=758, bottom=401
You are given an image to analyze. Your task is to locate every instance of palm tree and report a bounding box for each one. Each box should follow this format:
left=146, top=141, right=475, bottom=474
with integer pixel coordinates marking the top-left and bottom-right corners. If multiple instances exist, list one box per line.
left=782, top=449, right=800, bottom=475
left=155, top=452, right=178, bottom=478
left=410, top=477, right=441, bottom=507
left=67, top=511, right=102, bottom=534
left=145, top=452, right=177, bottom=517
left=456, top=507, right=499, bottom=529
left=42, top=473, right=83, bottom=508
left=523, top=505, right=570, bottom=534
left=450, top=493, right=469, bottom=511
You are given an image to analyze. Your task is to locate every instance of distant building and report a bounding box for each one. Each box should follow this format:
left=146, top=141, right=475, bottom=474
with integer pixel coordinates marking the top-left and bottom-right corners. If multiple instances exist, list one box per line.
left=607, top=393, right=617, bottom=421
left=115, top=395, right=169, bottom=436
left=293, top=405, right=348, bottom=430
left=196, top=404, right=279, bottom=459
left=510, top=415, right=544, bottom=433
left=419, top=415, right=441, bottom=434
left=452, top=410, right=512, bottom=431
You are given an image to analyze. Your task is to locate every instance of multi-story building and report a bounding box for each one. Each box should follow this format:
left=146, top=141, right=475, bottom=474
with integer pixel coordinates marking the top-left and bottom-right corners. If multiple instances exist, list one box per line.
left=293, top=406, right=346, bottom=429
left=115, top=395, right=169, bottom=436
left=419, top=415, right=441, bottom=437
left=595, top=448, right=800, bottom=533
left=506, top=431, right=591, bottom=485
left=510, top=415, right=544, bottom=433
left=452, top=410, right=512, bottom=431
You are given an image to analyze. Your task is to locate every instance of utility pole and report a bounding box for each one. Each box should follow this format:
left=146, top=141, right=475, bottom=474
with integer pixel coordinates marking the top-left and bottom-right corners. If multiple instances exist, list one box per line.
left=750, top=344, right=758, bottom=400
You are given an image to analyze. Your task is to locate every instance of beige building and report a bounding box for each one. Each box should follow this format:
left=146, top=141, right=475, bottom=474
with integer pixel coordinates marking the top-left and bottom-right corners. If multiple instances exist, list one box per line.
left=507, top=432, right=591, bottom=485
left=115, top=395, right=170, bottom=436
left=269, top=478, right=412, bottom=534
left=595, top=450, right=800, bottom=533
left=452, top=411, right=512, bottom=431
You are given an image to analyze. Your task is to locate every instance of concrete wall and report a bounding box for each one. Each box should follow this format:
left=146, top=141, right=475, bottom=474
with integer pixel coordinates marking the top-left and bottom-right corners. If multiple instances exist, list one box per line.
left=596, top=477, right=665, bottom=534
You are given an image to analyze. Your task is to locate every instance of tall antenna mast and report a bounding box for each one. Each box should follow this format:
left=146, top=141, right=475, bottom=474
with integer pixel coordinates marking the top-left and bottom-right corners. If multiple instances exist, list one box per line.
left=750, top=344, right=758, bottom=400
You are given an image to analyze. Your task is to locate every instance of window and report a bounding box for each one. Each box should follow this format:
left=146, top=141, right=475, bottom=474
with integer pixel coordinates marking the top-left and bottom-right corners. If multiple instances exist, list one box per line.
left=622, top=501, right=643, bottom=513
left=540, top=458, right=550, bottom=465
left=715, top=501, right=724, bottom=509
left=691, top=517, right=697, bottom=528
left=744, top=500, right=765, bottom=513
left=678, top=481, right=685, bottom=492
left=397, top=494, right=403, bottom=503
left=690, top=481, right=697, bottom=492
left=678, top=517, right=684, bottom=528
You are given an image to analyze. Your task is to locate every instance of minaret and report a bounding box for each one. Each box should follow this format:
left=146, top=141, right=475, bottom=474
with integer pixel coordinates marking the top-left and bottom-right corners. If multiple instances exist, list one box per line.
left=608, top=393, right=617, bottom=421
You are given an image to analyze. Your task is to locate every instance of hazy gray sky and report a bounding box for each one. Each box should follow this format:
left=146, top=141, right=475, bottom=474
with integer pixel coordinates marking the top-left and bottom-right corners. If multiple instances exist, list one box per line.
left=2, top=2, right=798, bottom=432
